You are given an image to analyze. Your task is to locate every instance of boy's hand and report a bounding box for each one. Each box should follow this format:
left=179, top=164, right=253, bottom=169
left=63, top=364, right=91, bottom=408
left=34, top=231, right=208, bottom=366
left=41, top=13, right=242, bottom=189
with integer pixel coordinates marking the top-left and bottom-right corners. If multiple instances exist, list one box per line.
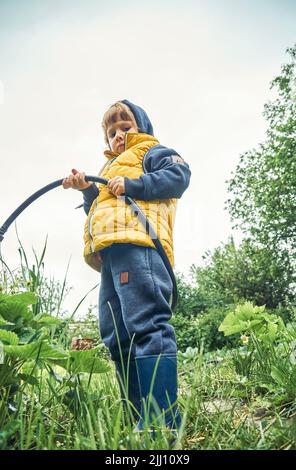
left=63, top=169, right=92, bottom=190
left=107, top=176, right=125, bottom=197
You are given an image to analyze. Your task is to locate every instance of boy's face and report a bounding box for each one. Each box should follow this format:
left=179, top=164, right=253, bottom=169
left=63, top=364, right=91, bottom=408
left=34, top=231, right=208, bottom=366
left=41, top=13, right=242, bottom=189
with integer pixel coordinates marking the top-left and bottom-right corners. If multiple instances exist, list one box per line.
left=106, top=111, right=138, bottom=154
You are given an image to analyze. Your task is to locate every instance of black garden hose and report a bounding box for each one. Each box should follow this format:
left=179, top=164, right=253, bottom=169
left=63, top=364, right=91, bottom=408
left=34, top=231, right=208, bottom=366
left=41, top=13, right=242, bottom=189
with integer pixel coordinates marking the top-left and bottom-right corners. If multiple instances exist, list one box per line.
left=0, top=176, right=178, bottom=309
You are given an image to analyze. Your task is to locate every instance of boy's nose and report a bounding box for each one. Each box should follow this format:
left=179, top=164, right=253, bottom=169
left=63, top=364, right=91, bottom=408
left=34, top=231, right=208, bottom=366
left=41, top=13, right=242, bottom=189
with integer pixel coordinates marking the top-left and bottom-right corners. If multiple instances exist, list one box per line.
left=115, top=130, right=124, bottom=140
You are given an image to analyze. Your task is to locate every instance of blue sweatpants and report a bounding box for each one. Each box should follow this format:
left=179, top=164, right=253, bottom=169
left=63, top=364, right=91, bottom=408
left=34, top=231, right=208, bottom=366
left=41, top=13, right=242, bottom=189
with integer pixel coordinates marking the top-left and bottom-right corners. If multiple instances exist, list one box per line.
left=98, top=243, right=177, bottom=361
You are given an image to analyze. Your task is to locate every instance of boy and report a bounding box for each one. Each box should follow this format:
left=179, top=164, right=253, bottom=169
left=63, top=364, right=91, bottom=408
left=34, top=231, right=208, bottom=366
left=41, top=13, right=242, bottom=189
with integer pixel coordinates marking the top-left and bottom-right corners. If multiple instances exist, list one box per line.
left=63, top=100, right=191, bottom=430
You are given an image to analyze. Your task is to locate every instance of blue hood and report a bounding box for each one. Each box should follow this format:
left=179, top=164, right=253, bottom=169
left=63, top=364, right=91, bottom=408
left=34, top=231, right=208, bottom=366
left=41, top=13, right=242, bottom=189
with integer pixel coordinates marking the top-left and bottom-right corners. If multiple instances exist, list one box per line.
left=121, top=99, right=154, bottom=136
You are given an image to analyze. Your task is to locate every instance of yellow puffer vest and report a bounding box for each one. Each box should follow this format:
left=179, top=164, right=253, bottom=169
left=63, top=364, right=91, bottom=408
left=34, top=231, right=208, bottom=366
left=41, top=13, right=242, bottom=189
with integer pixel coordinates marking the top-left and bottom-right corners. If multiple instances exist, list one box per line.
left=83, top=132, right=177, bottom=271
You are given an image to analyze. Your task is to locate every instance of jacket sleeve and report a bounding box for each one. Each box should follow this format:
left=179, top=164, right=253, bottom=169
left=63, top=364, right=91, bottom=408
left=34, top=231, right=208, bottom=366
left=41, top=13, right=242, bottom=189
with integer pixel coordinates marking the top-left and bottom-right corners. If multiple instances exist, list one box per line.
left=124, top=149, right=191, bottom=201
left=80, top=184, right=99, bottom=215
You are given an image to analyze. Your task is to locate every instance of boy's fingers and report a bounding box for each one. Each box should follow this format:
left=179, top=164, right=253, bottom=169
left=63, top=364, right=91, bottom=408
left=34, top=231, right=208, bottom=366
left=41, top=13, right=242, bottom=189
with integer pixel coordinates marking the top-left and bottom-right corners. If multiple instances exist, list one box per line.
left=108, top=176, right=121, bottom=189
left=79, top=173, right=86, bottom=182
left=111, top=183, right=123, bottom=196
left=63, top=172, right=89, bottom=190
left=63, top=178, right=72, bottom=189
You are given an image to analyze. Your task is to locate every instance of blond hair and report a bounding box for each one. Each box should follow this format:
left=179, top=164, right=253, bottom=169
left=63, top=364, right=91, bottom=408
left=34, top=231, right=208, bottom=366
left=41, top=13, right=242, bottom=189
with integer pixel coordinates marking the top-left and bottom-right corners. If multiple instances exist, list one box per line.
left=102, top=101, right=136, bottom=145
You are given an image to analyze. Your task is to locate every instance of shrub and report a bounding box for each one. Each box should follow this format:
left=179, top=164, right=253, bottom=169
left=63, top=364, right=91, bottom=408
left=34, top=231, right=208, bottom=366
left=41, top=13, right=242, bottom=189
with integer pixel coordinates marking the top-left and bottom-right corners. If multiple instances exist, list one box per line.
left=197, top=307, right=239, bottom=351
left=170, top=314, right=200, bottom=352
left=171, top=306, right=239, bottom=353
left=175, top=272, right=206, bottom=318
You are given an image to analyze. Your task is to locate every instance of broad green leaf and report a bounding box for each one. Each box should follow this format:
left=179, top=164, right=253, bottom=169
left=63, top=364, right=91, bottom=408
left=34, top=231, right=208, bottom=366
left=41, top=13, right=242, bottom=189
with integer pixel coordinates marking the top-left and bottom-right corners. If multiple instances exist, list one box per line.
left=0, top=330, right=19, bottom=345
left=0, top=292, right=37, bottom=323
left=20, top=360, right=41, bottom=375
left=234, top=302, right=257, bottom=320
left=4, top=340, right=68, bottom=361
left=249, top=319, right=263, bottom=328
left=33, top=314, right=61, bottom=326
left=267, top=322, right=278, bottom=341
left=219, top=301, right=282, bottom=339
left=18, top=327, right=38, bottom=343
left=218, top=314, right=248, bottom=335
left=1, top=292, right=37, bottom=307
left=271, top=366, right=287, bottom=387
left=52, top=348, right=110, bottom=374
left=218, top=313, right=236, bottom=331
left=17, top=373, right=39, bottom=386
left=0, top=315, right=14, bottom=326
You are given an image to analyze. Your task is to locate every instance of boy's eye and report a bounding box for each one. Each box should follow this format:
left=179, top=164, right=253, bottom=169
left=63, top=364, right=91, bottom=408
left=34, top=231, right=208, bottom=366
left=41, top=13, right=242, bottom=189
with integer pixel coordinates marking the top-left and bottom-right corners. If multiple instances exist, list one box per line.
left=108, top=125, right=131, bottom=139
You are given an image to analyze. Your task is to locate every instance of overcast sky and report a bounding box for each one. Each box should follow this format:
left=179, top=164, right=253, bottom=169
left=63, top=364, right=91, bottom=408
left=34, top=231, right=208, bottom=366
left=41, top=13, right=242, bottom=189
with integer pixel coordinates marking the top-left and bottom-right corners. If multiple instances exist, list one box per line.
left=0, top=0, right=295, bottom=317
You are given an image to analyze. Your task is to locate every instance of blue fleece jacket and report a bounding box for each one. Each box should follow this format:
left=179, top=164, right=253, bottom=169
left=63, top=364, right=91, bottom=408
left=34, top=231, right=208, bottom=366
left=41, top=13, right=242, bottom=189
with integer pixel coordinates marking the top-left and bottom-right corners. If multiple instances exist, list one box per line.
left=81, top=100, right=191, bottom=215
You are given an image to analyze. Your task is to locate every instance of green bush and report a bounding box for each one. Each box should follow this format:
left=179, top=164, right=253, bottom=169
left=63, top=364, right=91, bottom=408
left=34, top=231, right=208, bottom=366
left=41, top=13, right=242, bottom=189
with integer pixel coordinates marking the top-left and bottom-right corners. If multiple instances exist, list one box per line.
left=271, top=304, right=296, bottom=324
left=170, top=314, right=200, bottom=351
left=171, top=306, right=239, bottom=353
left=175, top=272, right=207, bottom=318
left=197, top=307, right=239, bottom=351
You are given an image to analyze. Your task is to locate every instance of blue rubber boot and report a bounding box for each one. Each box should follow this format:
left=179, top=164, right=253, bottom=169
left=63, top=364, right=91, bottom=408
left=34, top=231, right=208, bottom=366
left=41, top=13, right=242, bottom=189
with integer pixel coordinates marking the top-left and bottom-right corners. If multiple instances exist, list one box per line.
left=135, top=355, right=181, bottom=431
left=115, top=360, right=141, bottom=420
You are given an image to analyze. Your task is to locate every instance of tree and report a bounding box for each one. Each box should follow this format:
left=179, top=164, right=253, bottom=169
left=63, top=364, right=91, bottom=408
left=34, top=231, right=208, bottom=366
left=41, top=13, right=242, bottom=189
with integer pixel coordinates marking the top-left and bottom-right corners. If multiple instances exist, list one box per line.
left=174, top=272, right=207, bottom=318
left=191, top=236, right=295, bottom=309
left=225, top=45, right=296, bottom=281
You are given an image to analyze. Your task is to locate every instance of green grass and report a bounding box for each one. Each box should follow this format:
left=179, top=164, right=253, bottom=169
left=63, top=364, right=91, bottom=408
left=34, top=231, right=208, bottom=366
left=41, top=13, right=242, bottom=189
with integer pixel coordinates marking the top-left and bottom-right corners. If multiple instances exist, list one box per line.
left=0, top=238, right=296, bottom=450
left=1, top=351, right=296, bottom=450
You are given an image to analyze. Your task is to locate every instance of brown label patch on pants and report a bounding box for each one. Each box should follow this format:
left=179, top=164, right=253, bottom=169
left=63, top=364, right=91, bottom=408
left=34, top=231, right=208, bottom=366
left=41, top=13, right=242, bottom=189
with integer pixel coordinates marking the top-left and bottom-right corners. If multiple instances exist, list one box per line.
left=120, top=271, right=129, bottom=284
